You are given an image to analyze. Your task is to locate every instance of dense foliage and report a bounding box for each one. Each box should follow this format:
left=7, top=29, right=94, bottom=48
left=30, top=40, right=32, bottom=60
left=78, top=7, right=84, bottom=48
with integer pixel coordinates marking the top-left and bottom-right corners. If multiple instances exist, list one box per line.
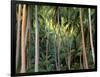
left=16, top=4, right=96, bottom=73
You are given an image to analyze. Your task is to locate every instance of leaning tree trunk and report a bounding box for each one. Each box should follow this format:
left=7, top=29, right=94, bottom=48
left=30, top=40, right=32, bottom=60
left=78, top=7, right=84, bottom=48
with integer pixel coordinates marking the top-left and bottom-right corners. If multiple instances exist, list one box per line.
left=35, top=5, right=39, bottom=72
left=21, top=4, right=27, bottom=73
left=16, top=4, right=21, bottom=71
left=79, top=8, right=89, bottom=69
left=88, top=8, right=95, bottom=64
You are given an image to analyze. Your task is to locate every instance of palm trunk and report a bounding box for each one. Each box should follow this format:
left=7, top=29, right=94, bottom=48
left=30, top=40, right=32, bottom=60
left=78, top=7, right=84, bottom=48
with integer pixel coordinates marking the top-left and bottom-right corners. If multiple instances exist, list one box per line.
left=68, top=43, right=71, bottom=70
left=46, top=38, right=49, bottom=70
left=16, top=4, right=21, bottom=71
left=45, top=24, right=48, bottom=70
left=65, top=50, right=68, bottom=69
left=28, top=6, right=31, bottom=70
left=80, top=52, right=83, bottom=69
left=25, top=6, right=30, bottom=48
left=57, top=29, right=61, bottom=71
left=88, top=8, right=95, bottom=64
left=54, top=32, right=58, bottom=70
left=24, top=6, right=31, bottom=70
left=35, top=5, right=39, bottom=72
left=79, top=8, right=89, bottom=69
left=21, top=4, right=27, bottom=73
left=57, top=7, right=61, bottom=71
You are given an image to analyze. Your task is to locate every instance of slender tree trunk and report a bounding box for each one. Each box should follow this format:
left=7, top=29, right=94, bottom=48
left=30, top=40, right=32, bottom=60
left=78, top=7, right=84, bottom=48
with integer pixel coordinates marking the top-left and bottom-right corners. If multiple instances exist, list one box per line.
left=57, top=7, right=61, bottom=71
left=35, top=5, right=39, bottom=72
left=57, top=26, right=61, bottom=70
left=16, top=4, right=21, bottom=71
left=65, top=50, right=68, bottom=68
left=80, top=52, right=83, bottom=69
left=67, top=8, right=71, bottom=70
left=45, top=22, right=49, bottom=70
left=46, top=38, right=48, bottom=70
left=54, top=32, right=58, bottom=70
left=28, top=6, right=31, bottom=70
left=88, top=8, right=95, bottom=64
left=79, top=8, right=89, bottom=69
left=61, top=18, right=67, bottom=69
left=25, top=6, right=30, bottom=49
left=68, top=43, right=71, bottom=70
left=24, top=6, right=31, bottom=70
left=21, top=4, right=27, bottom=73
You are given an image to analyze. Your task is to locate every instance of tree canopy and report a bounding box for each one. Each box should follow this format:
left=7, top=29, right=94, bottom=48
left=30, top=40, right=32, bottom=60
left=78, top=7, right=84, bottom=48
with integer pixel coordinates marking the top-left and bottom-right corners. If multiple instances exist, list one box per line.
left=16, top=4, right=96, bottom=73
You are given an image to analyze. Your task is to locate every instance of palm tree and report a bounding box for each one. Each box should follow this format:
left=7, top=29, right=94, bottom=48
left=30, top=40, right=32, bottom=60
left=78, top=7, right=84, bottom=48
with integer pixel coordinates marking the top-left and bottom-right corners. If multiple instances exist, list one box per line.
left=15, top=5, right=96, bottom=72
left=79, top=8, right=89, bottom=69
left=25, top=6, right=30, bottom=49
left=88, top=8, right=95, bottom=64
left=57, top=7, right=61, bottom=71
left=45, top=20, right=49, bottom=70
left=35, top=5, right=39, bottom=72
left=25, top=5, right=31, bottom=70
left=20, top=4, right=27, bottom=73
left=16, top=4, right=21, bottom=71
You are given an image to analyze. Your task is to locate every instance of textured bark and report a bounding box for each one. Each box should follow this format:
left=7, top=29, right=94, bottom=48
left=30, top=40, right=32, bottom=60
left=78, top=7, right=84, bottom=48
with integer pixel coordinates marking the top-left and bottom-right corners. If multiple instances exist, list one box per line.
left=35, top=5, right=39, bottom=72
left=16, top=4, right=21, bottom=70
left=79, top=8, right=89, bottom=69
left=88, top=8, right=95, bottom=64
left=20, top=5, right=27, bottom=73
